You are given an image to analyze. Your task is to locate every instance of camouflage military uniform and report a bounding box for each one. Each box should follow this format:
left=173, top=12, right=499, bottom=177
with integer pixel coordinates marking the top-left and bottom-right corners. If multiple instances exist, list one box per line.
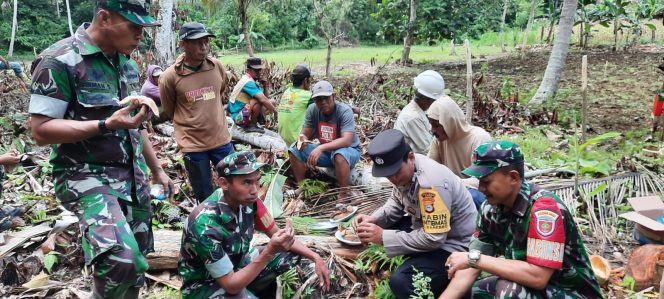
left=29, top=19, right=155, bottom=298
left=179, top=152, right=301, bottom=299
left=463, top=141, right=603, bottom=299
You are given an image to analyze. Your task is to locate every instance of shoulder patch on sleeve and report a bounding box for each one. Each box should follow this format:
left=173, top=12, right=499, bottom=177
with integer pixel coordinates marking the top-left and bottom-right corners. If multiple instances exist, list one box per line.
left=526, top=196, right=565, bottom=269
left=254, top=198, right=275, bottom=232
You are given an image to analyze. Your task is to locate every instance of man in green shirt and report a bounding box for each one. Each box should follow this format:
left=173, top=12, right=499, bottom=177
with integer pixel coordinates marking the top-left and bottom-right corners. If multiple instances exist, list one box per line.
left=277, top=64, right=313, bottom=145
left=441, top=141, right=603, bottom=299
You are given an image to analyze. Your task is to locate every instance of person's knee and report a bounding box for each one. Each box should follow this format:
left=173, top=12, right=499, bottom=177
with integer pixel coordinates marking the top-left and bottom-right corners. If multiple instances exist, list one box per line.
left=333, top=153, right=348, bottom=167
left=492, top=279, right=525, bottom=299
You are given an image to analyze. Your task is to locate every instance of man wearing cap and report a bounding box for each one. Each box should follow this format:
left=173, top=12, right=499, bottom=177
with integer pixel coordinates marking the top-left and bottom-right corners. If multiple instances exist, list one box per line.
left=227, top=57, right=278, bottom=133
left=179, top=151, right=331, bottom=299
left=441, top=141, right=603, bottom=299
left=353, top=129, right=477, bottom=299
left=277, top=64, right=313, bottom=145
left=28, top=1, right=174, bottom=298
left=393, top=70, right=443, bottom=154
left=160, top=22, right=234, bottom=203
left=288, top=80, right=361, bottom=201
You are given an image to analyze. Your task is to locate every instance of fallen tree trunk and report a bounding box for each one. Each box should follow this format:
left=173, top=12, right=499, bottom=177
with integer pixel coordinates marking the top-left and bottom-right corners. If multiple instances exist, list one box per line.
left=147, top=230, right=364, bottom=270
left=153, top=122, right=287, bottom=152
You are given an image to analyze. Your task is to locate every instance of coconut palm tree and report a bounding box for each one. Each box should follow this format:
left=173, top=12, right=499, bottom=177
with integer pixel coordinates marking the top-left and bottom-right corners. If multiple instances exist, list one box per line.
left=529, top=0, right=579, bottom=105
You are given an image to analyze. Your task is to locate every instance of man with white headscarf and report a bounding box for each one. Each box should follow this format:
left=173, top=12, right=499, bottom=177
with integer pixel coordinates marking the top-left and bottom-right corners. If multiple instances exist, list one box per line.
left=427, top=97, right=491, bottom=209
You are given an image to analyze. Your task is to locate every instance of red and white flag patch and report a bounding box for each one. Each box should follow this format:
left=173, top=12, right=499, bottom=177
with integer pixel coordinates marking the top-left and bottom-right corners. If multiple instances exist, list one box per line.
left=526, top=196, right=565, bottom=269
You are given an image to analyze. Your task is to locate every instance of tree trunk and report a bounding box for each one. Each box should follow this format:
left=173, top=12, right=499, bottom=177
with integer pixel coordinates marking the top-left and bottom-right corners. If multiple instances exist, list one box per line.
left=652, top=28, right=656, bottom=43
left=325, top=41, right=332, bottom=77
left=500, top=0, right=509, bottom=52
left=522, top=0, right=538, bottom=52
left=154, top=0, right=176, bottom=66
left=613, top=18, right=619, bottom=51
left=65, top=0, right=73, bottom=36
left=579, top=14, right=584, bottom=48
left=546, top=17, right=555, bottom=44
left=464, top=39, right=473, bottom=123
left=400, top=0, right=417, bottom=65
left=529, top=0, right=578, bottom=105
left=55, top=0, right=60, bottom=18
left=239, top=0, right=254, bottom=57
left=7, top=0, right=16, bottom=57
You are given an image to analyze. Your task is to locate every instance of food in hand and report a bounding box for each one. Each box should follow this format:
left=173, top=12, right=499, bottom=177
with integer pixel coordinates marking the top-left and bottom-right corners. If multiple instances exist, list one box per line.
left=120, top=95, right=160, bottom=117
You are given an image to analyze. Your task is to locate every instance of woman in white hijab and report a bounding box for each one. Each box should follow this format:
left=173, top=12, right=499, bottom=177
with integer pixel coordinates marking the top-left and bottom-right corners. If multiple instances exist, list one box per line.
left=427, top=97, right=491, bottom=209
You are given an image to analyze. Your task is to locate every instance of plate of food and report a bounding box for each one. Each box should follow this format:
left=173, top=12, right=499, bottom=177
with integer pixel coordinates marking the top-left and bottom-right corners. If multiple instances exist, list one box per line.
left=335, top=225, right=362, bottom=246
left=331, top=205, right=358, bottom=223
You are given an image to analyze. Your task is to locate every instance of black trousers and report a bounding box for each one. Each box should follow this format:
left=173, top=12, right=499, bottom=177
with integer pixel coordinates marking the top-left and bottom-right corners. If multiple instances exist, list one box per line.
left=386, top=216, right=469, bottom=299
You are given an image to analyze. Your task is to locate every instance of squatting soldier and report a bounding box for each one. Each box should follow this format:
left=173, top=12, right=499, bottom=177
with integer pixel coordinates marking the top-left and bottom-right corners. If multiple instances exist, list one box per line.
left=28, top=1, right=173, bottom=298
left=179, top=151, right=330, bottom=298
left=441, top=141, right=603, bottom=298
left=353, top=129, right=477, bottom=299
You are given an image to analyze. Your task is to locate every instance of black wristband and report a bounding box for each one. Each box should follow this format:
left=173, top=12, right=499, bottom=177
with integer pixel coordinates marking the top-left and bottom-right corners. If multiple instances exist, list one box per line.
left=98, top=119, right=110, bottom=135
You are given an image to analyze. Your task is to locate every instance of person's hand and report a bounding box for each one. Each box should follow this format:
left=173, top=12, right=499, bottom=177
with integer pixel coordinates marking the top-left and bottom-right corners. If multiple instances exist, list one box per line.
left=267, top=219, right=295, bottom=253
left=313, top=256, right=331, bottom=291
left=352, top=214, right=375, bottom=232
left=445, top=252, right=470, bottom=279
left=306, top=146, right=323, bottom=167
left=106, top=101, right=151, bottom=130
left=152, top=168, right=175, bottom=201
left=0, top=149, right=21, bottom=166
left=357, top=222, right=383, bottom=245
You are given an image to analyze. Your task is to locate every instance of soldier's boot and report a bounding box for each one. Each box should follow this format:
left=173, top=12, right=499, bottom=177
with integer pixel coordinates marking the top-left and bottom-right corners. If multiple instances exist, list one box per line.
left=183, top=156, right=214, bottom=203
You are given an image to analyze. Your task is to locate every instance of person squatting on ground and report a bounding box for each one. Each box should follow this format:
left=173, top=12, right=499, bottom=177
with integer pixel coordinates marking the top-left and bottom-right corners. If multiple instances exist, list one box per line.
left=353, top=129, right=477, bottom=299
left=440, top=141, right=603, bottom=299
left=277, top=64, right=314, bottom=146
left=288, top=80, right=361, bottom=202
left=178, top=151, right=330, bottom=299
left=28, top=1, right=174, bottom=297
left=393, top=70, right=444, bottom=155
left=427, top=98, right=492, bottom=210
left=228, top=57, right=278, bottom=133
left=160, top=22, right=234, bottom=203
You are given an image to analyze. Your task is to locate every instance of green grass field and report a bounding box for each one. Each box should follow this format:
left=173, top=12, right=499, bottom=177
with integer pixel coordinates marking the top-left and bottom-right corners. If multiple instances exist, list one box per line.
left=216, top=44, right=506, bottom=70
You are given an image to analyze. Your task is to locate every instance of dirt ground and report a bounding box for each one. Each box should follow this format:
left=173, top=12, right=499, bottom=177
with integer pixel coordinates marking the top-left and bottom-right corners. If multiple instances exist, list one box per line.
left=429, top=46, right=664, bottom=133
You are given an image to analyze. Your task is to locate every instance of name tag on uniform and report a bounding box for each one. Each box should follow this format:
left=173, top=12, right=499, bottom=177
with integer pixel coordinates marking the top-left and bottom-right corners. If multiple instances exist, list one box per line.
left=418, top=188, right=451, bottom=233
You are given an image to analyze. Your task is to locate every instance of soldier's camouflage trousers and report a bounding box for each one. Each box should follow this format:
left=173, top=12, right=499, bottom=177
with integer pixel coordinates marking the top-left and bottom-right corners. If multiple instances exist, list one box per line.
left=62, top=193, right=153, bottom=299
left=472, top=276, right=581, bottom=299
left=184, top=251, right=301, bottom=299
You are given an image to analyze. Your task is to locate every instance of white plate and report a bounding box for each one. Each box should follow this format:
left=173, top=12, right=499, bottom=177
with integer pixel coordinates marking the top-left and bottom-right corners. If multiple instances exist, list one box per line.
left=335, top=230, right=362, bottom=246
left=330, top=206, right=359, bottom=223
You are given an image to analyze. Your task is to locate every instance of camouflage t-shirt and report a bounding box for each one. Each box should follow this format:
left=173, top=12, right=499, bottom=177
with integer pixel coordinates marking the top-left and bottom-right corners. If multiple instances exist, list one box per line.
left=469, top=182, right=603, bottom=298
left=28, top=23, right=150, bottom=203
left=178, top=189, right=276, bottom=298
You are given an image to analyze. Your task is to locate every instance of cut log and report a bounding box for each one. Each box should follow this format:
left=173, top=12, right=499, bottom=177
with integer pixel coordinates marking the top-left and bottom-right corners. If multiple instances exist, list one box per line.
left=146, top=230, right=365, bottom=270
left=146, top=230, right=181, bottom=271
left=230, top=125, right=287, bottom=152
left=155, top=121, right=288, bottom=152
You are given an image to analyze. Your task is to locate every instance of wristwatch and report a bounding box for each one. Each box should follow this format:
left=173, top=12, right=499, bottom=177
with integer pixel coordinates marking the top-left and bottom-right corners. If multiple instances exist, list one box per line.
left=468, top=249, right=481, bottom=268
left=98, top=119, right=112, bottom=136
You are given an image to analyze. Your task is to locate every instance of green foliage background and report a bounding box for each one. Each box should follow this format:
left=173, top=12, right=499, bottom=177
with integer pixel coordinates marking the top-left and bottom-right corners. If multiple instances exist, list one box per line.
left=1, top=0, right=507, bottom=56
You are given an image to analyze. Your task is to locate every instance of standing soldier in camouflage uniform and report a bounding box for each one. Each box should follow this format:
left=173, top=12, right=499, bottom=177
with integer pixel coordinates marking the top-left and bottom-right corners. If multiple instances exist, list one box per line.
left=28, top=1, right=173, bottom=298
left=441, top=141, right=603, bottom=299
left=353, top=129, right=478, bottom=299
left=179, top=151, right=330, bottom=299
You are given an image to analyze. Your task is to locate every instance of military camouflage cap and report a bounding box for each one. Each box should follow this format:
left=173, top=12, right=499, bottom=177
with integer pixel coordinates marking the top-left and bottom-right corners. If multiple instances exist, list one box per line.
left=216, top=151, right=266, bottom=176
left=462, top=140, right=524, bottom=178
left=98, top=0, right=160, bottom=27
